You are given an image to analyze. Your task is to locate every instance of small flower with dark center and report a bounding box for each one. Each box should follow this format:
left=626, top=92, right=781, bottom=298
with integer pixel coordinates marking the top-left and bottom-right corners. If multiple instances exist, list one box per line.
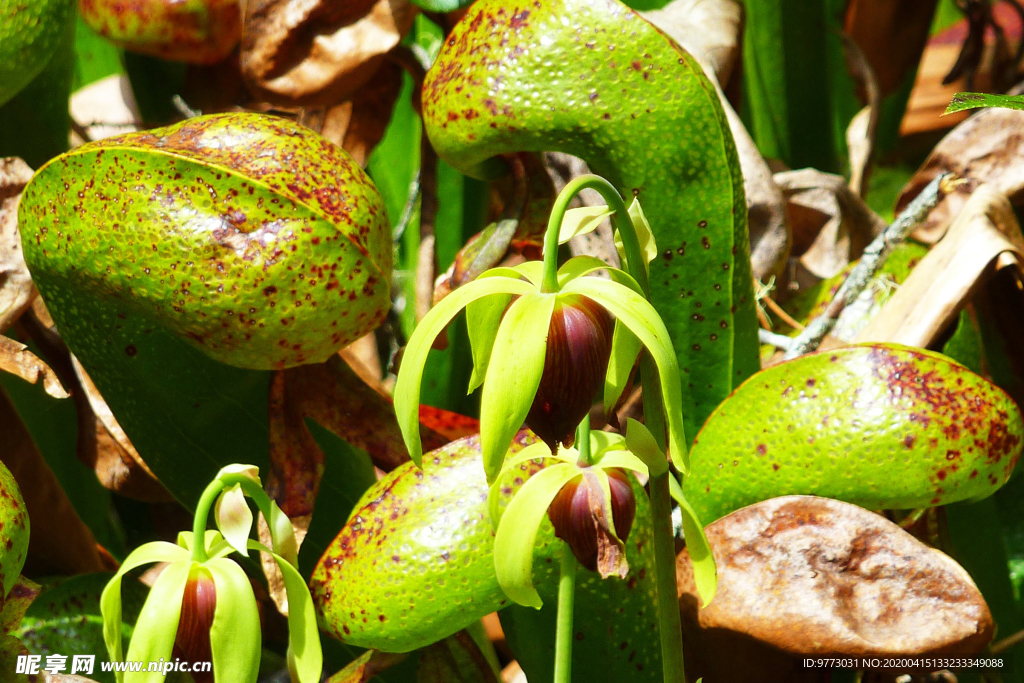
left=394, top=197, right=690, bottom=486
left=547, top=467, right=636, bottom=576
left=486, top=429, right=655, bottom=607
left=101, top=464, right=322, bottom=683
left=526, top=295, right=614, bottom=451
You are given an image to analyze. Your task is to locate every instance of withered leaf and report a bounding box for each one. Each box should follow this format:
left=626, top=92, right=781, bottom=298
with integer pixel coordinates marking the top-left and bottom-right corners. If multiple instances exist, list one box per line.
left=0, top=386, right=104, bottom=576
left=320, top=61, right=404, bottom=166
left=776, top=169, right=886, bottom=281
left=0, top=337, right=66, bottom=400
left=70, top=356, right=171, bottom=502
left=898, top=101, right=1024, bottom=242
left=677, top=496, right=993, bottom=662
left=858, top=184, right=1024, bottom=347
left=242, top=0, right=417, bottom=107
left=0, top=158, right=36, bottom=333
left=268, top=353, right=448, bottom=517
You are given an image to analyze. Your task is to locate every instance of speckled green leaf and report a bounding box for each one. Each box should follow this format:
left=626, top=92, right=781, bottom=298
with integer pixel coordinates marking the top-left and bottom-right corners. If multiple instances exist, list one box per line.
left=685, top=344, right=1024, bottom=523
left=20, top=113, right=391, bottom=370
left=13, top=114, right=392, bottom=532
left=422, top=0, right=760, bottom=434
left=0, top=0, right=74, bottom=107
left=310, top=431, right=661, bottom=681
left=0, top=461, right=29, bottom=600
left=16, top=573, right=148, bottom=683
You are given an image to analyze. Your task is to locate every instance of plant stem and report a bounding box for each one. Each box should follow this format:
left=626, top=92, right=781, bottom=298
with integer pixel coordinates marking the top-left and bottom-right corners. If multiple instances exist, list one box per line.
left=554, top=543, right=578, bottom=683
left=576, top=414, right=592, bottom=467
left=649, top=469, right=685, bottom=682
left=190, top=472, right=275, bottom=563
left=540, top=174, right=643, bottom=294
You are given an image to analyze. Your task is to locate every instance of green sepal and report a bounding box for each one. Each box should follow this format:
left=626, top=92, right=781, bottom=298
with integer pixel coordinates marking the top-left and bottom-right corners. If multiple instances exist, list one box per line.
left=124, top=560, right=192, bottom=683
left=215, top=484, right=253, bottom=557
left=624, top=418, right=668, bottom=477
left=562, top=277, right=689, bottom=473
left=247, top=540, right=322, bottom=683
left=590, top=449, right=649, bottom=478
left=555, top=256, right=644, bottom=291
left=467, top=291, right=513, bottom=393
left=480, top=292, right=557, bottom=483
left=207, top=557, right=262, bottom=683
left=604, top=320, right=643, bottom=416
left=101, top=541, right=189, bottom=680
left=493, top=462, right=580, bottom=608
left=588, top=430, right=625, bottom=457
left=394, top=276, right=534, bottom=465
left=614, top=197, right=657, bottom=268
left=668, top=476, right=716, bottom=605
left=487, top=442, right=562, bottom=526
left=268, top=501, right=299, bottom=567
left=556, top=206, right=614, bottom=245
left=589, top=468, right=621, bottom=545
left=512, top=261, right=545, bottom=287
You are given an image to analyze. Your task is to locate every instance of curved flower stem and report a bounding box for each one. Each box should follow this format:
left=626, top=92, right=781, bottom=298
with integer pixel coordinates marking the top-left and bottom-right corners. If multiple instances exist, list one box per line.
left=191, top=473, right=274, bottom=563
left=540, top=175, right=646, bottom=294
left=553, top=543, right=578, bottom=683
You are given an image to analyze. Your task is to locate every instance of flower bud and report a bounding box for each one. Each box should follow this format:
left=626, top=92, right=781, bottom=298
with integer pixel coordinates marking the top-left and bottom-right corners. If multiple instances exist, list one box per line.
left=547, top=468, right=636, bottom=577
left=526, top=295, right=614, bottom=451
left=174, top=566, right=217, bottom=683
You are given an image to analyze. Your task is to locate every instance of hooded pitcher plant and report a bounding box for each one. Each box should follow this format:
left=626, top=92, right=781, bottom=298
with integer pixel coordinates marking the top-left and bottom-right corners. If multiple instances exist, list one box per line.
left=393, top=174, right=716, bottom=601
left=101, top=465, right=322, bottom=683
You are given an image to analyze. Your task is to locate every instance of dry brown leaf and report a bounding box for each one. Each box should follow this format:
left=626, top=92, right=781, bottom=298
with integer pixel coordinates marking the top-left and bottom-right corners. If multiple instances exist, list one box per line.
left=844, top=0, right=939, bottom=98
left=841, top=34, right=880, bottom=199
left=897, top=93, right=1024, bottom=243
left=776, top=169, right=887, bottom=282
left=257, top=511, right=309, bottom=617
left=858, top=185, right=1024, bottom=347
left=677, top=496, right=993, bottom=671
left=0, top=337, right=67, bottom=400
left=0, top=386, right=105, bottom=576
left=242, top=0, right=417, bottom=107
left=0, top=159, right=36, bottom=334
left=267, top=353, right=448, bottom=517
left=70, top=356, right=172, bottom=502
left=69, top=75, right=140, bottom=145
left=642, top=1, right=791, bottom=280
left=641, top=0, right=742, bottom=87
left=320, top=61, right=404, bottom=166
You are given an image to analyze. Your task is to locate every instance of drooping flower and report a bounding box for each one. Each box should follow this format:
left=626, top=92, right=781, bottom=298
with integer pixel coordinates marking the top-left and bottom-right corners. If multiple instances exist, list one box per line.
left=101, top=465, right=322, bottom=683
left=393, top=196, right=690, bottom=485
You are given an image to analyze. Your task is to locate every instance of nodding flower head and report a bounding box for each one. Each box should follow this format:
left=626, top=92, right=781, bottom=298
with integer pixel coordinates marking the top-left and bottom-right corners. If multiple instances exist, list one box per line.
left=526, top=294, right=614, bottom=452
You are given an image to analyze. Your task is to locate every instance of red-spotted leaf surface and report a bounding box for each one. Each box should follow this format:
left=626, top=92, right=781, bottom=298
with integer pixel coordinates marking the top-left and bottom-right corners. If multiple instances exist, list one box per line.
left=79, top=0, right=241, bottom=64
left=676, top=496, right=993, bottom=678
left=311, top=431, right=662, bottom=680
left=12, top=114, right=392, bottom=547
left=0, top=457, right=29, bottom=600
left=20, top=113, right=391, bottom=371
left=685, top=344, right=1024, bottom=523
left=421, top=0, right=761, bottom=434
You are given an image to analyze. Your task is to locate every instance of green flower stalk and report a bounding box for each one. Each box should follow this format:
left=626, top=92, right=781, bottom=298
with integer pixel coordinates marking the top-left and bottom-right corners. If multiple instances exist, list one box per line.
left=101, top=465, right=322, bottom=683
